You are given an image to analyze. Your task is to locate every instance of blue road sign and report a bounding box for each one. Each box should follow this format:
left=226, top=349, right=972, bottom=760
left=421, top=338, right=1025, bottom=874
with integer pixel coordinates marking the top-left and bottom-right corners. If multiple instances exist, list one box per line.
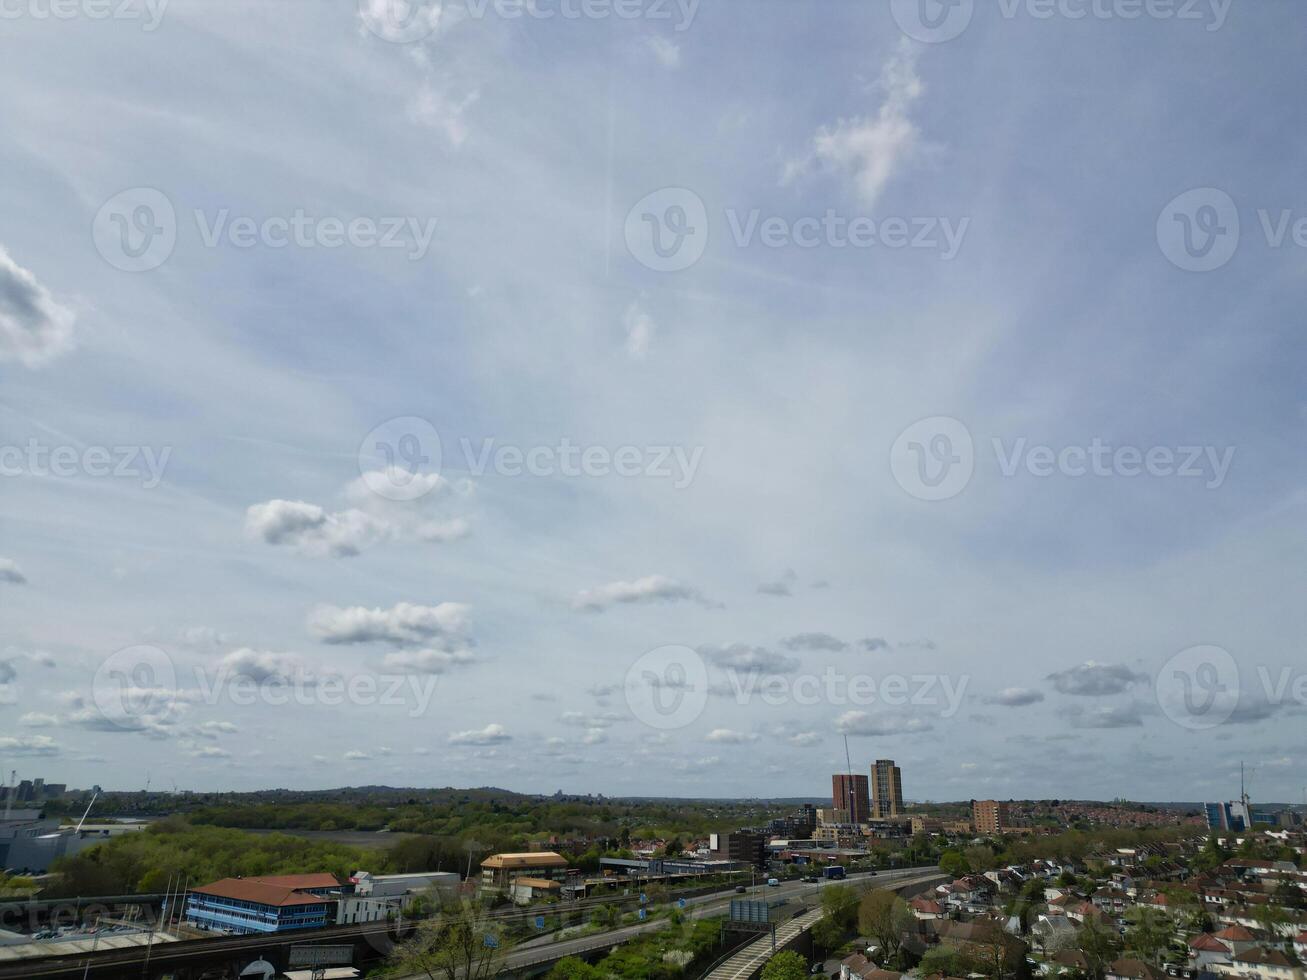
left=484, top=934, right=499, bottom=948
left=678, top=898, right=686, bottom=909
left=535, top=916, right=545, bottom=930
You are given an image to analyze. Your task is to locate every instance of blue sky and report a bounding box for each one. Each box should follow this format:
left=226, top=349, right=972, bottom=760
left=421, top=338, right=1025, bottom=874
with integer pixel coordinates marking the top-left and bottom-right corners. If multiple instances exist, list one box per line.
left=1, top=0, right=1304, bottom=803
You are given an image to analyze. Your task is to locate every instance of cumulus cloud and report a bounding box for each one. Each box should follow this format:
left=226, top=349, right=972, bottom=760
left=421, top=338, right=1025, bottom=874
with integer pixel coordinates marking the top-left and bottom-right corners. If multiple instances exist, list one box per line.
left=19, top=712, right=59, bottom=727
left=309, top=601, right=472, bottom=648
left=985, top=687, right=1046, bottom=707
left=860, top=637, right=890, bottom=652
left=0, top=558, right=27, bottom=584
left=448, top=723, right=510, bottom=745
left=218, top=648, right=314, bottom=685
left=0, top=734, right=60, bottom=756
left=573, top=575, right=715, bottom=612
left=782, top=39, right=924, bottom=208
left=706, top=728, right=758, bottom=744
left=781, top=632, right=847, bottom=652
left=788, top=731, right=822, bottom=747
left=560, top=711, right=622, bottom=729
left=178, top=625, right=233, bottom=649
left=699, top=643, right=800, bottom=675
left=246, top=472, right=470, bottom=559
left=344, top=750, right=372, bottom=761
left=0, top=246, right=75, bottom=368
left=835, top=709, right=934, bottom=736
left=1046, top=661, right=1147, bottom=697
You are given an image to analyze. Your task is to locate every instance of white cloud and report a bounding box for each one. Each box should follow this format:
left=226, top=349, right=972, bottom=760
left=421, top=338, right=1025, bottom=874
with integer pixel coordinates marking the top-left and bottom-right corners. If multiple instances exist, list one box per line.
left=344, top=749, right=372, bottom=760
left=783, top=39, right=924, bottom=207
left=835, top=709, right=933, bottom=736
left=0, top=734, right=60, bottom=756
left=19, top=712, right=59, bottom=727
left=382, top=648, right=474, bottom=674
left=573, top=574, right=713, bottom=612
left=247, top=472, right=470, bottom=559
left=310, top=601, right=472, bottom=648
left=218, top=648, right=314, bottom=685
left=0, top=246, right=74, bottom=368
left=706, top=728, right=758, bottom=744
left=0, top=558, right=27, bottom=585
left=409, top=83, right=480, bottom=147
left=700, top=643, right=799, bottom=675
left=985, top=687, right=1046, bottom=707
left=624, top=299, right=656, bottom=359
left=1046, top=662, right=1147, bottom=697
left=646, top=36, right=681, bottom=69
left=448, top=723, right=510, bottom=745
left=787, top=731, right=821, bottom=747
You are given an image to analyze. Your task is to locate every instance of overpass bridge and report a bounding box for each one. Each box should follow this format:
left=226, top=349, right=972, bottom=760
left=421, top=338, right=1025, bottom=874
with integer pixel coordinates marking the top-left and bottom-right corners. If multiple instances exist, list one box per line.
left=700, top=871, right=946, bottom=980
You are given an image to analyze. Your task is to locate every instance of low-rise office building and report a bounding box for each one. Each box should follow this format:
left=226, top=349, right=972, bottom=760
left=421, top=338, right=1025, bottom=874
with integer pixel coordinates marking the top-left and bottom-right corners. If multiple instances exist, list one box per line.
left=480, top=852, right=569, bottom=892
left=184, top=875, right=340, bottom=935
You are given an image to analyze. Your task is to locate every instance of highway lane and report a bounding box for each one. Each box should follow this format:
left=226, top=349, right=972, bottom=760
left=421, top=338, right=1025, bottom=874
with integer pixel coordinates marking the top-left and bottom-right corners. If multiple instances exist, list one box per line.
left=404, top=867, right=939, bottom=979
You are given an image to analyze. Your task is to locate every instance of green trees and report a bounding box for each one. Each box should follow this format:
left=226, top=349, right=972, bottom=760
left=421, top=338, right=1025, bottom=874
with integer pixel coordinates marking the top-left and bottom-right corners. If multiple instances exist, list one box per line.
left=47, top=822, right=377, bottom=897
left=857, top=889, right=915, bottom=969
left=939, top=850, right=969, bottom=877
left=1078, top=919, right=1124, bottom=980
left=761, top=950, right=809, bottom=980
left=386, top=900, right=507, bottom=980
left=1123, top=907, right=1175, bottom=966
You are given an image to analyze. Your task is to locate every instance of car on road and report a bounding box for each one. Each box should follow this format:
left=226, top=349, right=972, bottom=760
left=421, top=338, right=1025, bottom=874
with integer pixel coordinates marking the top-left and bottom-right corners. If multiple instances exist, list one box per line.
left=735, top=885, right=747, bottom=893
left=767, top=878, right=780, bottom=887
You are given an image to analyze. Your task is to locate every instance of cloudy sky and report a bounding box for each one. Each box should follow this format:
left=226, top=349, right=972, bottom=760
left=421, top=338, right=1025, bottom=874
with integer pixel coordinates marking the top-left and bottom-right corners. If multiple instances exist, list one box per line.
left=1, top=0, right=1304, bottom=803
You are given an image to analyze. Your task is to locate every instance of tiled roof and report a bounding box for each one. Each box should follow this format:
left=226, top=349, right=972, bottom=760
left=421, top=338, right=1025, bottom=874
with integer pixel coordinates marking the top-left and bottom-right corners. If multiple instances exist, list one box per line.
left=191, top=878, right=332, bottom=908
left=1188, top=934, right=1230, bottom=953
left=1214, top=925, right=1257, bottom=941
left=242, top=873, right=341, bottom=889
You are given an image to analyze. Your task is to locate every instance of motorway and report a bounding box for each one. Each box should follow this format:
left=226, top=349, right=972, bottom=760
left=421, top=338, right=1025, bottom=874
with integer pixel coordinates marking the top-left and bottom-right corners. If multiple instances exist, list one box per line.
left=419, top=867, right=941, bottom=980
left=702, top=872, right=944, bottom=980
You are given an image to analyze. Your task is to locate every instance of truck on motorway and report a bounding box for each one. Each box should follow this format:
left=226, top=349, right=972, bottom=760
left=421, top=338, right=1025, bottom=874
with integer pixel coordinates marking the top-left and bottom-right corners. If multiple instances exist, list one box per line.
left=823, top=866, right=846, bottom=880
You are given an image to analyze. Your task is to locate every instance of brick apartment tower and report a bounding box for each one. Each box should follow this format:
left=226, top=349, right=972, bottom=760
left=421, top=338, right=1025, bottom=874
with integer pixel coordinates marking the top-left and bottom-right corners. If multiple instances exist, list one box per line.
left=871, top=759, right=903, bottom=818
left=972, top=799, right=1010, bottom=834
left=832, top=773, right=870, bottom=824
